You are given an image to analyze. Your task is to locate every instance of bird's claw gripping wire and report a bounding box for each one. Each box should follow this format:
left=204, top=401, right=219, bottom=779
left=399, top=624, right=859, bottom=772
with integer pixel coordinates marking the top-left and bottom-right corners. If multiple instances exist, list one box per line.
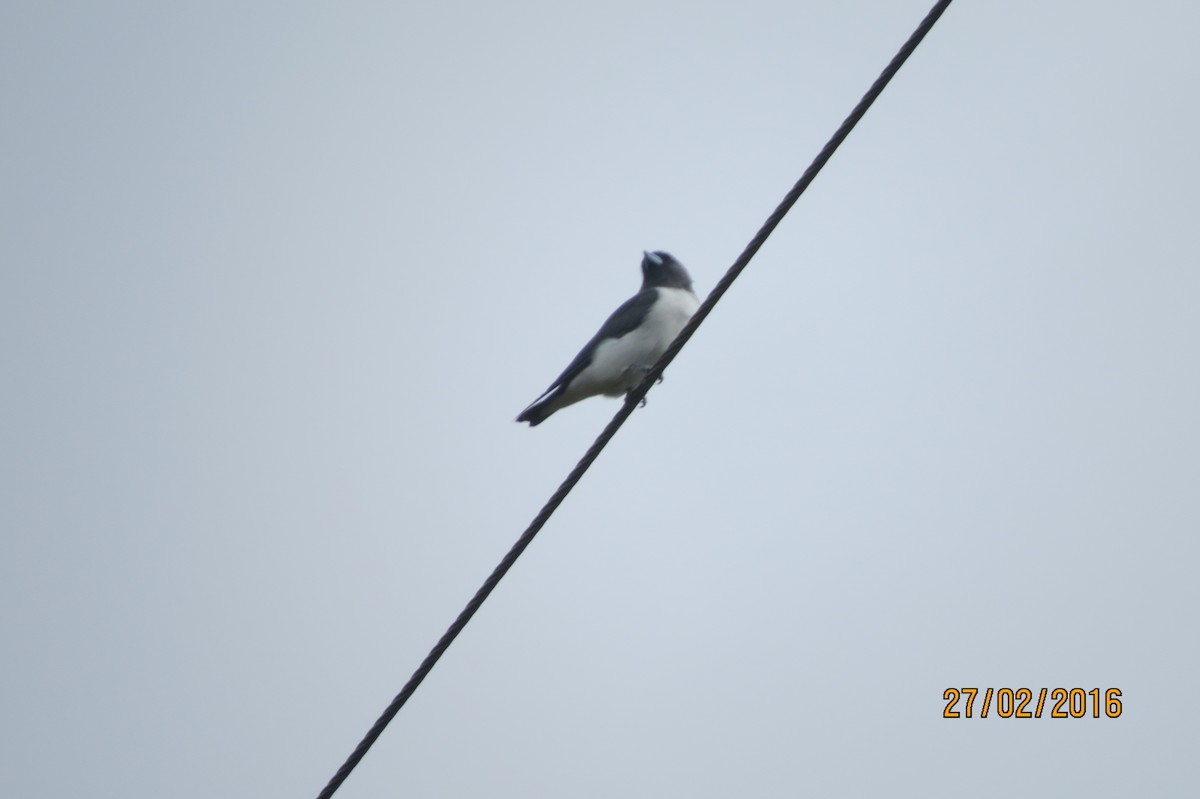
left=629, top=364, right=664, bottom=408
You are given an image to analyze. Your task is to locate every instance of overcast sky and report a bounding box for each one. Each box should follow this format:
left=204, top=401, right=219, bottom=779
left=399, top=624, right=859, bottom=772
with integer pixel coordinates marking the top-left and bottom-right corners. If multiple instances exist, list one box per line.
left=3, top=1, right=1198, bottom=797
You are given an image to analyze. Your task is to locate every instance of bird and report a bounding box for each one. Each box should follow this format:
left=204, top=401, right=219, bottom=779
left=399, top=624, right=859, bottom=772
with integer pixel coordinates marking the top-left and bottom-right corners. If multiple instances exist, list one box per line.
left=517, top=251, right=699, bottom=426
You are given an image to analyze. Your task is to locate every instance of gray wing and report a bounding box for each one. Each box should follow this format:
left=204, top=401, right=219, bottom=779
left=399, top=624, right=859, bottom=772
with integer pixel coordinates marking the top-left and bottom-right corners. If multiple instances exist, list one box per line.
left=538, top=288, right=659, bottom=395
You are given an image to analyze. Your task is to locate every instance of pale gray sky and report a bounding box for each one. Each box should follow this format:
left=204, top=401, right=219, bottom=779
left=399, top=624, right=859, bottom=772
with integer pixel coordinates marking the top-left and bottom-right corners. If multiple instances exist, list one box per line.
left=3, top=1, right=1198, bottom=797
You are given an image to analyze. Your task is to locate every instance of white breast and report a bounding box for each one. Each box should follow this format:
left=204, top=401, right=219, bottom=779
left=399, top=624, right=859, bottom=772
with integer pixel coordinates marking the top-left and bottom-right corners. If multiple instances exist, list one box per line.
left=571, top=287, right=699, bottom=398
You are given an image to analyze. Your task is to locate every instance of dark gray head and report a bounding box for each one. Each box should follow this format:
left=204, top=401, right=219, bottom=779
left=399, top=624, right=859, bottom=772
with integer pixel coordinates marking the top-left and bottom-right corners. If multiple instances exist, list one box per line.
left=641, top=251, right=694, bottom=291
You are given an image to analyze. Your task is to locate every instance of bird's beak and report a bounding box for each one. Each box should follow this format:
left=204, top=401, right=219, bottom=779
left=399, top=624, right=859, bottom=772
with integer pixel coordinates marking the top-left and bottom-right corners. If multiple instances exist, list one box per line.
left=643, top=251, right=663, bottom=266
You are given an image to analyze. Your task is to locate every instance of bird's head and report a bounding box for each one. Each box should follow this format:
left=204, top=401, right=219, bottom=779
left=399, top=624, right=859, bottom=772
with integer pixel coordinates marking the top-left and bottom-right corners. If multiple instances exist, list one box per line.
left=641, top=251, right=694, bottom=291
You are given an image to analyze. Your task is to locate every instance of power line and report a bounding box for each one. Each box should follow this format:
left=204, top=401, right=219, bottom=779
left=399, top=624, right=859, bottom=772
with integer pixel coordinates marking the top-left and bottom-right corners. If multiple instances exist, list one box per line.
left=315, top=1, right=954, bottom=796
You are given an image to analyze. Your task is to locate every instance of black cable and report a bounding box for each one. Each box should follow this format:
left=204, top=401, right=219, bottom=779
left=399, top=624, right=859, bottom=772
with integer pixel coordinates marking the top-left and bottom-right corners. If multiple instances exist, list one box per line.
left=315, top=1, right=953, bottom=795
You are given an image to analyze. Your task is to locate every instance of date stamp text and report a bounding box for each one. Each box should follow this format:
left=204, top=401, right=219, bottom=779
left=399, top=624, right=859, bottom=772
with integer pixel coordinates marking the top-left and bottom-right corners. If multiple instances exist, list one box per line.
left=942, top=688, right=1122, bottom=719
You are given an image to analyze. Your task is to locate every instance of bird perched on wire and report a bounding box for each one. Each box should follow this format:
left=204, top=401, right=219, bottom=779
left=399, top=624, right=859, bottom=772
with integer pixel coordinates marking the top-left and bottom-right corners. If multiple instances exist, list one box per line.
left=517, top=251, right=699, bottom=426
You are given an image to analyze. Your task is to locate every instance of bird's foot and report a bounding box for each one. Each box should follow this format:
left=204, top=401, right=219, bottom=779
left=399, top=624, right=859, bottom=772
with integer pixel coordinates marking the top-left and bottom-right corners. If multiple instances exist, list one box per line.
left=625, top=388, right=649, bottom=408
left=633, top=364, right=663, bottom=384
left=626, top=365, right=662, bottom=409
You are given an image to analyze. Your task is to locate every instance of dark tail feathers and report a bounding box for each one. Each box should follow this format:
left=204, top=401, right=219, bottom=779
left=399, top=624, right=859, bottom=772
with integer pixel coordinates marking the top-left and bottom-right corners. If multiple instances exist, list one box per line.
left=516, top=401, right=553, bottom=426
